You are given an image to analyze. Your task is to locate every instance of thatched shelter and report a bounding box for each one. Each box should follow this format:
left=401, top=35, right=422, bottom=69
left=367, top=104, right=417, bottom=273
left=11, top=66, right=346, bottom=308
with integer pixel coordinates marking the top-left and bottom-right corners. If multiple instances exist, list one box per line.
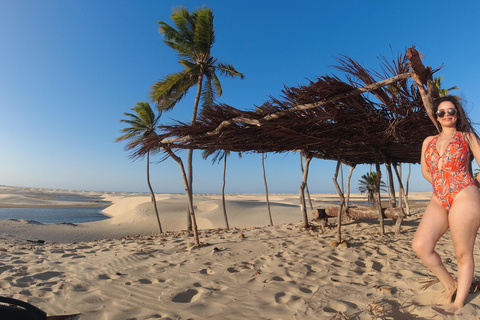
left=138, top=46, right=440, bottom=240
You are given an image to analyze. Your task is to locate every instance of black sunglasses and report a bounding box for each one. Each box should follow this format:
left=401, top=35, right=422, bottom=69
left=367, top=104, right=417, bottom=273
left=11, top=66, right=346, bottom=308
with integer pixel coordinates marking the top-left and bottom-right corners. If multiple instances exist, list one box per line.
left=436, top=108, right=457, bottom=118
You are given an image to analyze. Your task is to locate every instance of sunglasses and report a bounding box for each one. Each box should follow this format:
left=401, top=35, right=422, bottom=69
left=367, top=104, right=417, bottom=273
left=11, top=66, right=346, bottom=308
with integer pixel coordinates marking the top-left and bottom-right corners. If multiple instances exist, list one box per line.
left=436, top=108, right=457, bottom=118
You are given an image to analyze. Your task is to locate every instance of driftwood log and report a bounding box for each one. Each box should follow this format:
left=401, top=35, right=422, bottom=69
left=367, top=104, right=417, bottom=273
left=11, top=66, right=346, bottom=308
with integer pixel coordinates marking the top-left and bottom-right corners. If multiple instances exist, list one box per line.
left=311, top=206, right=406, bottom=235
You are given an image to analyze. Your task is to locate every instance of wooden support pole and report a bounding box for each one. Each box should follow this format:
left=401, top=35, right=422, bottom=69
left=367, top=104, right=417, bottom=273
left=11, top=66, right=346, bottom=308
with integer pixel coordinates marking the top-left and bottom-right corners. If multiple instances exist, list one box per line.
left=333, top=157, right=345, bottom=243
left=375, top=158, right=385, bottom=236
left=299, top=151, right=312, bottom=228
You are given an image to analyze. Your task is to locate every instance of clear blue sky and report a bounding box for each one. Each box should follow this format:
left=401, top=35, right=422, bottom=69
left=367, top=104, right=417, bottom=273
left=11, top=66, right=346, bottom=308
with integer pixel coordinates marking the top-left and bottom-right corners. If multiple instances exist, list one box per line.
left=1, top=0, right=480, bottom=194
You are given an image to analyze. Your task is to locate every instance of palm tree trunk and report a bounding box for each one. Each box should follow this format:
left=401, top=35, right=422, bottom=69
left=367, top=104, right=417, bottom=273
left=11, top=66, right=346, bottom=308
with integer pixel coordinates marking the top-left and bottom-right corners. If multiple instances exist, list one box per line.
left=222, top=155, right=229, bottom=229
left=185, top=75, right=204, bottom=231
left=164, top=147, right=200, bottom=246
left=146, top=152, right=162, bottom=233
left=262, top=153, right=273, bottom=226
left=299, top=151, right=312, bottom=228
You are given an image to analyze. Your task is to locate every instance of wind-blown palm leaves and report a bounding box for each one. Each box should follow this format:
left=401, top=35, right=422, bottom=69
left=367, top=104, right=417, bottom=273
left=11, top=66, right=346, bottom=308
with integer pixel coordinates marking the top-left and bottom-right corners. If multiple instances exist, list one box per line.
left=150, top=5, right=244, bottom=232
left=116, top=102, right=163, bottom=233
left=358, top=172, right=387, bottom=207
left=434, top=75, right=459, bottom=97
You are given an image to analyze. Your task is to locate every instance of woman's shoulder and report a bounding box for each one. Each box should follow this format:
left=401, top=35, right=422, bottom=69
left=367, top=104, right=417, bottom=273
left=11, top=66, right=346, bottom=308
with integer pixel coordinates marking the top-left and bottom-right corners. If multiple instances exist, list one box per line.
left=459, top=131, right=480, bottom=146
left=459, top=131, right=477, bottom=139
left=423, top=135, right=437, bottom=144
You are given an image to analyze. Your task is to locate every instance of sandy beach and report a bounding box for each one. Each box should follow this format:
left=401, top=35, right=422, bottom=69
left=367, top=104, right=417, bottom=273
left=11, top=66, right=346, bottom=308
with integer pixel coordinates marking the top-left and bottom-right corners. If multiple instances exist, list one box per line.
left=1, top=185, right=479, bottom=319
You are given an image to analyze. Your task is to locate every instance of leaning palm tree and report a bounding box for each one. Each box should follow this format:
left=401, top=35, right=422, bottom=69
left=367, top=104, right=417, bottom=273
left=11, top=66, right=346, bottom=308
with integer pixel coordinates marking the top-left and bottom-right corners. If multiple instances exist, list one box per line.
left=150, top=5, right=244, bottom=230
left=116, top=102, right=163, bottom=233
left=201, top=149, right=231, bottom=229
left=358, top=172, right=387, bottom=207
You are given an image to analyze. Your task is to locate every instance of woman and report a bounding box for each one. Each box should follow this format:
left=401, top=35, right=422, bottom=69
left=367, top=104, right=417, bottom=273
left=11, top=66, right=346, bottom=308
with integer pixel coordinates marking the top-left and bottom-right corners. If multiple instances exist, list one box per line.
left=412, top=96, right=480, bottom=312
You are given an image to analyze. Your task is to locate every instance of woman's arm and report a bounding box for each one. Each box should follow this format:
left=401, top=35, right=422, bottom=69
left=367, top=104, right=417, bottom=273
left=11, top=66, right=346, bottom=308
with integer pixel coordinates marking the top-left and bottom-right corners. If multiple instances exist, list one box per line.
left=465, top=132, right=480, bottom=186
left=421, top=136, right=434, bottom=184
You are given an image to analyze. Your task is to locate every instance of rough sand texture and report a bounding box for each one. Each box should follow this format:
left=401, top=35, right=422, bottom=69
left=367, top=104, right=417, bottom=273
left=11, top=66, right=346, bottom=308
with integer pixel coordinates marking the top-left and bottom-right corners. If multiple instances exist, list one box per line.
left=1, top=186, right=479, bottom=319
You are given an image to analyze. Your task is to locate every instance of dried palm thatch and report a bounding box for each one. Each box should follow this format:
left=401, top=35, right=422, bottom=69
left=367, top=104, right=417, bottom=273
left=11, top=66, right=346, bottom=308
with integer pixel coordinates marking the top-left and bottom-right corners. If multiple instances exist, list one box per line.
left=136, top=47, right=438, bottom=166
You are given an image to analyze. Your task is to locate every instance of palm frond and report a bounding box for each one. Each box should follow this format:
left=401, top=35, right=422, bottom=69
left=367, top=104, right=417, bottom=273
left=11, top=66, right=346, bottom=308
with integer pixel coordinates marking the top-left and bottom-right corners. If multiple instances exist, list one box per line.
left=116, top=102, right=162, bottom=153
left=149, top=70, right=197, bottom=108
left=216, top=62, right=245, bottom=79
left=193, top=6, right=214, bottom=55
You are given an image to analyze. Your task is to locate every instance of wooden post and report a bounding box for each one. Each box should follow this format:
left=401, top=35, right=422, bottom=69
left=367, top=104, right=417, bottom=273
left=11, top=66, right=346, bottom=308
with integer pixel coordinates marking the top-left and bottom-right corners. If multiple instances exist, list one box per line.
left=385, top=162, right=396, bottom=208
left=398, top=164, right=403, bottom=208
left=262, top=153, right=273, bottom=226
left=345, top=164, right=356, bottom=213
left=300, top=153, right=314, bottom=211
left=393, top=164, right=410, bottom=216
left=406, top=47, right=441, bottom=133
left=299, top=151, right=312, bottom=228
left=375, top=158, right=385, bottom=236
left=333, top=157, right=345, bottom=243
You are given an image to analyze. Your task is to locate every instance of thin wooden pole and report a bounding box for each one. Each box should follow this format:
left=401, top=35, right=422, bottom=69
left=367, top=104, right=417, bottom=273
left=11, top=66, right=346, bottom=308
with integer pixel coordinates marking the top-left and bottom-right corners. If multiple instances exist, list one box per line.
left=299, top=151, right=313, bottom=228
left=333, top=157, right=345, bottom=243
left=375, top=158, right=385, bottom=236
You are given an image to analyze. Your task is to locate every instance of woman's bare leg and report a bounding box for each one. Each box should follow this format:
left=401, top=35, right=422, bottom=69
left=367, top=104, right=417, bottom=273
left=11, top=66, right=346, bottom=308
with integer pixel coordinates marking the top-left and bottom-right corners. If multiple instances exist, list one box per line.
left=447, top=186, right=480, bottom=311
left=412, top=197, right=456, bottom=304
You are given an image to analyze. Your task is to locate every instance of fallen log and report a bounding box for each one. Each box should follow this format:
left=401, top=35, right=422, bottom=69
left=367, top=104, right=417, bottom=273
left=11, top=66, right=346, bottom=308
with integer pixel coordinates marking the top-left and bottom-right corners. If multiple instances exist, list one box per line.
left=311, top=206, right=406, bottom=235
left=324, top=206, right=405, bottom=219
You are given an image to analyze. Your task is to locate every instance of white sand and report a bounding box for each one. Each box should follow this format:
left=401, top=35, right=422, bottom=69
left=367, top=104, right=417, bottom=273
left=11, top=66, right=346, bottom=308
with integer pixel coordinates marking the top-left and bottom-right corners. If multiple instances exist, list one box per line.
left=1, top=185, right=479, bottom=319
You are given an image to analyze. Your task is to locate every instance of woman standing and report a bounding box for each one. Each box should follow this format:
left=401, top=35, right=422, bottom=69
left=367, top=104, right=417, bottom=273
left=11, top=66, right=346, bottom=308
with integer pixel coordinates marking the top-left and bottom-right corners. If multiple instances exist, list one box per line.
left=412, top=96, right=480, bottom=312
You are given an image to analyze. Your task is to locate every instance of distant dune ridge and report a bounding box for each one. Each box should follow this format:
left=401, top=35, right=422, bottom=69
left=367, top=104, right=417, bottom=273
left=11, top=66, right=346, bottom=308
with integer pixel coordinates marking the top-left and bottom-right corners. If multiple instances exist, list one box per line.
left=2, top=185, right=479, bottom=319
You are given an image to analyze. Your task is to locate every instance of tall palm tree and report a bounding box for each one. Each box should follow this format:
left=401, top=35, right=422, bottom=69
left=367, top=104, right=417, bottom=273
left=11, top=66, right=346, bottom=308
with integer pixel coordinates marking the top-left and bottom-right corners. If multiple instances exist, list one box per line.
left=358, top=171, right=387, bottom=207
left=116, top=102, right=163, bottom=233
left=150, top=5, right=244, bottom=230
left=201, top=149, right=232, bottom=229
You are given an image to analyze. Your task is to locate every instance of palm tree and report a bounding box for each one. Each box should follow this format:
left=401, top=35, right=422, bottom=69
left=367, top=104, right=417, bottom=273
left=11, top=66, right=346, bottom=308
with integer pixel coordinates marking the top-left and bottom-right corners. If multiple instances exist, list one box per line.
left=434, top=75, right=459, bottom=97
left=358, top=171, right=387, bottom=207
left=150, top=5, right=244, bottom=230
left=116, top=102, right=163, bottom=233
left=201, top=149, right=233, bottom=229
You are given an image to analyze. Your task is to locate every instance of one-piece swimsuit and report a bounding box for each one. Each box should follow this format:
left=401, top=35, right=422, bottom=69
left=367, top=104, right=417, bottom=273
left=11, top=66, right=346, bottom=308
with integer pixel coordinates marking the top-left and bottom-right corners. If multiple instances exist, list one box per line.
left=424, top=131, right=476, bottom=210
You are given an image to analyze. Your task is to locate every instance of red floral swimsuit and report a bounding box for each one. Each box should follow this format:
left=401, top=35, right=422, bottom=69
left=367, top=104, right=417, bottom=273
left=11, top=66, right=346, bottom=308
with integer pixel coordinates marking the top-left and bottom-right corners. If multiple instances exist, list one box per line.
left=424, top=131, right=476, bottom=210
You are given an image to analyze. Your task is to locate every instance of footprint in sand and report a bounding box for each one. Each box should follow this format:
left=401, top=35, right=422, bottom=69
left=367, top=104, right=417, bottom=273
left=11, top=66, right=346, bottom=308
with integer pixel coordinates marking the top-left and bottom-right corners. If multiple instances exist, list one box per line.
left=274, top=292, right=303, bottom=309
left=171, top=288, right=200, bottom=303
left=200, top=267, right=214, bottom=274
left=138, top=278, right=152, bottom=284
left=33, top=271, right=63, bottom=281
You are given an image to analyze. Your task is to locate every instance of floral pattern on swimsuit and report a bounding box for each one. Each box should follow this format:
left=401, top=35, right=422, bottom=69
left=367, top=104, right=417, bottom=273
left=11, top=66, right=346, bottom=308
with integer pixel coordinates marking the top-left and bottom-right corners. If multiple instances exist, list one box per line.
left=424, top=131, right=476, bottom=210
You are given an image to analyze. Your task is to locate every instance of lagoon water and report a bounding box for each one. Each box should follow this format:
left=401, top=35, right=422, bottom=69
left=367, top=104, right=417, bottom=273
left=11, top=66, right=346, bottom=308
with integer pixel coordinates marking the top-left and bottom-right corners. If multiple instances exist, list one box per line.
left=0, top=207, right=110, bottom=224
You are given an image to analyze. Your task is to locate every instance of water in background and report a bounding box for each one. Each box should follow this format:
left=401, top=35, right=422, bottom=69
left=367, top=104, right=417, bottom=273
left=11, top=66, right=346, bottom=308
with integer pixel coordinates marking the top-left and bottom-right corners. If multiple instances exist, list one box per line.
left=0, top=207, right=110, bottom=224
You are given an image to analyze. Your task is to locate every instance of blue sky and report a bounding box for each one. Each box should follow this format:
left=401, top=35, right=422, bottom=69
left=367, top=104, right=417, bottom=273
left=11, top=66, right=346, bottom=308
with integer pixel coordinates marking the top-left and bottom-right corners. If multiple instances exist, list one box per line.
left=1, top=0, right=480, bottom=194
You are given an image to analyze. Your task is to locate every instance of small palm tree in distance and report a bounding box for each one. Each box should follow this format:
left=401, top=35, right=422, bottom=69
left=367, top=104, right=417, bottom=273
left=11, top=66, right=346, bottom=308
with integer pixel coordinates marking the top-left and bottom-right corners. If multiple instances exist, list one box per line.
left=358, top=172, right=387, bottom=207
left=116, top=102, right=163, bottom=233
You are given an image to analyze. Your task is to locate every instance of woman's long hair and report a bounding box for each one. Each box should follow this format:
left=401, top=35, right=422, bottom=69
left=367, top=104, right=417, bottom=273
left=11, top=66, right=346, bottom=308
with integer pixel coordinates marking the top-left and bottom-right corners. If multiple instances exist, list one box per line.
left=433, top=96, right=479, bottom=167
